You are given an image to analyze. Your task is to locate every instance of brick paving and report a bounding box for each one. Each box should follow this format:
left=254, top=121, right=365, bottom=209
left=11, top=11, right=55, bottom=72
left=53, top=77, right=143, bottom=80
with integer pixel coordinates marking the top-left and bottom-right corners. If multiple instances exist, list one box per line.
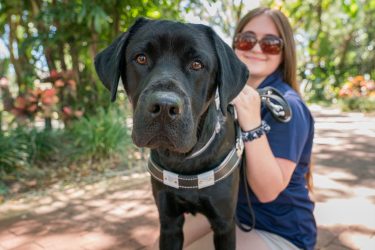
left=0, top=106, right=374, bottom=250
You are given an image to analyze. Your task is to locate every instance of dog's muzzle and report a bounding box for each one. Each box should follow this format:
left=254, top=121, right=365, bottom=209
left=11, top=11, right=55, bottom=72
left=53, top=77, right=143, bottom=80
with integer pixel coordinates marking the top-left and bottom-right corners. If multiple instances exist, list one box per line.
left=131, top=87, right=196, bottom=153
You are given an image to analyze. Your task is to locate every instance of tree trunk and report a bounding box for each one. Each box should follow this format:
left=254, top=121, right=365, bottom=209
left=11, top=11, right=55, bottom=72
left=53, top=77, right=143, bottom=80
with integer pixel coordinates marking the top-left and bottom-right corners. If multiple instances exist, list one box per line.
left=58, top=44, right=67, bottom=71
left=45, top=117, right=52, bottom=130
left=337, top=30, right=354, bottom=80
left=69, top=43, right=81, bottom=85
left=7, top=16, right=24, bottom=91
left=45, top=47, right=57, bottom=72
left=89, top=32, right=99, bottom=62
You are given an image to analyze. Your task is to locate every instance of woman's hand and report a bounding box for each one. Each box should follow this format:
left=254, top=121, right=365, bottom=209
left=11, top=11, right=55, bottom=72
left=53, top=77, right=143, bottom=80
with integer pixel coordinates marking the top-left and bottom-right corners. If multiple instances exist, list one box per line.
left=231, top=85, right=262, bottom=131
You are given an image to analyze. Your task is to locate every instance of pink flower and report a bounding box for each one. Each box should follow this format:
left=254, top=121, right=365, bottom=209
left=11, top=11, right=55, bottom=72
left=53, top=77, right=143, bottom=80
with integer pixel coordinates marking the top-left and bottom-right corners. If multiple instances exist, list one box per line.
left=63, top=106, right=73, bottom=116
left=0, top=77, right=9, bottom=87
left=50, top=69, right=59, bottom=79
left=54, top=79, right=65, bottom=87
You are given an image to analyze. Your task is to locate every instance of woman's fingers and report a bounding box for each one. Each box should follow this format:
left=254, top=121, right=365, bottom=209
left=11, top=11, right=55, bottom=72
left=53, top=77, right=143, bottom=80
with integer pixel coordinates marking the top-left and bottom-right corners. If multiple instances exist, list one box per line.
left=230, top=85, right=262, bottom=131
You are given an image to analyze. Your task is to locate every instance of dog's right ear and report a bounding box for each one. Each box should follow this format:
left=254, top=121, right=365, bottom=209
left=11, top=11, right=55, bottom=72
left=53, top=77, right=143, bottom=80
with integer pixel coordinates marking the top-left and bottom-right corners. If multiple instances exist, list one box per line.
left=94, top=17, right=148, bottom=101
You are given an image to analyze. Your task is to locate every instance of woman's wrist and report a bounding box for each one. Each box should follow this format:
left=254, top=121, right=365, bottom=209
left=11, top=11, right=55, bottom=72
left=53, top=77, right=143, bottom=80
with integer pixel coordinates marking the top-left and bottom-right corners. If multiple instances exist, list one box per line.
left=241, top=118, right=262, bottom=131
left=241, top=120, right=271, bottom=142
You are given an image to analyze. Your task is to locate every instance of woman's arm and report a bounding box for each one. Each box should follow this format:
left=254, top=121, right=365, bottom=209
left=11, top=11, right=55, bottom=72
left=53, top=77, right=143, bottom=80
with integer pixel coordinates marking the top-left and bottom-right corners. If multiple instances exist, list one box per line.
left=232, top=85, right=296, bottom=202
left=243, top=136, right=296, bottom=202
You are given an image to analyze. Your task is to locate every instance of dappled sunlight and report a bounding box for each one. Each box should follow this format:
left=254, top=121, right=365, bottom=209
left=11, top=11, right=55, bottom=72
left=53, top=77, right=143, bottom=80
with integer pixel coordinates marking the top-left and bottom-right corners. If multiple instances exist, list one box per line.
left=315, top=196, right=375, bottom=227
left=130, top=224, right=159, bottom=247
left=339, top=230, right=375, bottom=250
left=1, top=107, right=374, bottom=249
left=0, top=173, right=158, bottom=249
left=317, top=225, right=375, bottom=249
left=312, top=109, right=375, bottom=249
left=313, top=170, right=355, bottom=195
left=314, top=137, right=344, bottom=146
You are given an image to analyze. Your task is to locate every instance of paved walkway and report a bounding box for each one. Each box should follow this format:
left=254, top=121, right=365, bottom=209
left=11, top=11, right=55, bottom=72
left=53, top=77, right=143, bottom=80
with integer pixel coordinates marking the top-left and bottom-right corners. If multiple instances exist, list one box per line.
left=0, top=106, right=374, bottom=250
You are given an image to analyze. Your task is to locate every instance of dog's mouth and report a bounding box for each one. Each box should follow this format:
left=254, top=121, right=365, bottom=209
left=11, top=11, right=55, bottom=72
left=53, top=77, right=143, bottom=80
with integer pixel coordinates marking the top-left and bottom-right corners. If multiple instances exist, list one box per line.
left=132, top=129, right=195, bottom=153
left=131, top=108, right=197, bottom=153
left=148, top=135, right=179, bottom=151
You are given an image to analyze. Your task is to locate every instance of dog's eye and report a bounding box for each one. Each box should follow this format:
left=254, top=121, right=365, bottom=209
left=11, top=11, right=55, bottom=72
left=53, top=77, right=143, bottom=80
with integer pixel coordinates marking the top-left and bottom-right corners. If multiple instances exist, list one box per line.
left=135, top=54, right=148, bottom=65
left=190, top=61, right=204, bottom=70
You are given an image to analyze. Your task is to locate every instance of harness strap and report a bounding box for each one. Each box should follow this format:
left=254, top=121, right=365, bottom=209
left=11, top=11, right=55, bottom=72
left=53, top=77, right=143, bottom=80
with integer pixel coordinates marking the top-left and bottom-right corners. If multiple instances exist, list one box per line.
left=186, top=89, right=221, bottom=160
left=147, top=119, right=243, bottom=189
left=235, top=157, right=256, bottom=232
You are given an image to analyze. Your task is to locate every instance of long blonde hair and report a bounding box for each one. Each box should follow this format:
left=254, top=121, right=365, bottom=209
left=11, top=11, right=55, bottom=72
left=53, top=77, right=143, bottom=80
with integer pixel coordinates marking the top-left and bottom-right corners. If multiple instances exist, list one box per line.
left=233, top=7, right=314, bottom=191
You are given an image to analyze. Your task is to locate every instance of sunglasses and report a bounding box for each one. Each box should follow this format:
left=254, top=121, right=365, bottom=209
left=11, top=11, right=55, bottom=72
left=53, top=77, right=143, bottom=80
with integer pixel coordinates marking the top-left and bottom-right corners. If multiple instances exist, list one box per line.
left=234, top=31, right=284, bottom=55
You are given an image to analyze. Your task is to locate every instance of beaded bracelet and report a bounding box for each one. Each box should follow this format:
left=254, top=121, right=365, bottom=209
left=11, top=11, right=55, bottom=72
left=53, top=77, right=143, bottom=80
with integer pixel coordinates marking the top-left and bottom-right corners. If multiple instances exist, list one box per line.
left=241, top=120, right=271, bottom=142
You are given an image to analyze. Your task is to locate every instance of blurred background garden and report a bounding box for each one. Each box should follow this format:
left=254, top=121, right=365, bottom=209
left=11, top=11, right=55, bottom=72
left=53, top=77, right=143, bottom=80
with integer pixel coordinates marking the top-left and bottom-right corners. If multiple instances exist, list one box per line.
left=0, top=0, right=374, bottom=201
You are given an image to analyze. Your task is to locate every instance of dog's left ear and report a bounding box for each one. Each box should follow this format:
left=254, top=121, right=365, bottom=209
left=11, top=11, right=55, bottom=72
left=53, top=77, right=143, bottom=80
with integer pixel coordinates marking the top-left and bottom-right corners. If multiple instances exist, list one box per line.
left=210, top=29, right=249, bottom=115
left=94, top=17, right=149, bottom=101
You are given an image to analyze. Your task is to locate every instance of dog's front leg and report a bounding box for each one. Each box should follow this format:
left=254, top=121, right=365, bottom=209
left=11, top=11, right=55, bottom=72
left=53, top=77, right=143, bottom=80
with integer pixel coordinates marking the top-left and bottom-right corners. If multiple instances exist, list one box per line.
left=212, top=219, right=236, bottom=250
left=156, top=190, right=185, bottom=250
left=159, top=214, right=185, bottom=250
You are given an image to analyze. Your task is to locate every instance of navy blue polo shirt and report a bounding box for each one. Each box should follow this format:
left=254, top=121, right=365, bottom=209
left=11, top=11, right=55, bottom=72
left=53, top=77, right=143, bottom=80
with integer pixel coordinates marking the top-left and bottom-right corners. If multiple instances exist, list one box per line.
left=236, top=69, right=316, bottom=250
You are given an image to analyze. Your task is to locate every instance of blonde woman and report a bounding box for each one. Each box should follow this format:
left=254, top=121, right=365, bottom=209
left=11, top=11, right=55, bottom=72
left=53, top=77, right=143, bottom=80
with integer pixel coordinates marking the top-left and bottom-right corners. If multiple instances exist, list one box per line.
left=182, top=7, right=316, bottom=250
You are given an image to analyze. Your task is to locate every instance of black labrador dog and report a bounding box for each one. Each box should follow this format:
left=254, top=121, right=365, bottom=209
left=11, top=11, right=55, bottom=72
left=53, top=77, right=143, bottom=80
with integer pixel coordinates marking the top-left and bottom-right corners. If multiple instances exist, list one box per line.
left=95, top=18, right=249, bottom=250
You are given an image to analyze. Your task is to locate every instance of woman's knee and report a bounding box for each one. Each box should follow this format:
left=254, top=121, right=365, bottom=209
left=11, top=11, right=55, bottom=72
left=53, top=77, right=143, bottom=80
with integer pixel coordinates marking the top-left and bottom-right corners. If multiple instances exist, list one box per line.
left=236, top=227, right=270, bottom=250
left=183, top=213, right=212, bottom=247
left=151, top=213, right=212, bottom=250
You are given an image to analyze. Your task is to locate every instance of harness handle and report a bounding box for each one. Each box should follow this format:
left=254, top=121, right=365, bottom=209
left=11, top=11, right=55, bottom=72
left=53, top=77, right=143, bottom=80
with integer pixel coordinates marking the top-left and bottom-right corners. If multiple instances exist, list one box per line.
left=258, top=87, right=292, bottom=123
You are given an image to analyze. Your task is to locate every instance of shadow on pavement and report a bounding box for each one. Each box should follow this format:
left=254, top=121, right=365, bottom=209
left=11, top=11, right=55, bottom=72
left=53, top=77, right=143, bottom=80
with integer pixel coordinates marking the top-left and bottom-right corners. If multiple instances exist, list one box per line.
left=0, top=174, right=159, bottom=250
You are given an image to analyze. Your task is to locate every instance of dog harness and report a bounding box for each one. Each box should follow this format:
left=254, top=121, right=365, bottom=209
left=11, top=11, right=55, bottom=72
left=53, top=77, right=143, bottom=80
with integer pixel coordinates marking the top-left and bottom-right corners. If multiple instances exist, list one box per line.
left=146, top=86, right=292, bottom=189
left=147, top=89, right=245, bottom=189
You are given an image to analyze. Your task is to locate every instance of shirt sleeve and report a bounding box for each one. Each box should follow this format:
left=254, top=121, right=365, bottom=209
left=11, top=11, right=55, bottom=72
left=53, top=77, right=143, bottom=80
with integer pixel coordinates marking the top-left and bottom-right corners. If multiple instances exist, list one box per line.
left=262, top=93, right=311, bottom=163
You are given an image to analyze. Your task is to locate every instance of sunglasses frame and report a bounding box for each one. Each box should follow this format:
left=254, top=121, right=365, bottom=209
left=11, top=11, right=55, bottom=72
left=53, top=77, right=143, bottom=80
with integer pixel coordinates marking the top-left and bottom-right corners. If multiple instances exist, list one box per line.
left=234, top=31, right=284, bottom=55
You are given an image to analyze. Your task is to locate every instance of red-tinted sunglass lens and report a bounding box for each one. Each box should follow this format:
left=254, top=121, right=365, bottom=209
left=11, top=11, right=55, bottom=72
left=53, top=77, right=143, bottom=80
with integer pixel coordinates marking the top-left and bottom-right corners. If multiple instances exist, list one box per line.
left=235, top=34, right=256, bottom=51
left=259, top=37, right=283, bottom=55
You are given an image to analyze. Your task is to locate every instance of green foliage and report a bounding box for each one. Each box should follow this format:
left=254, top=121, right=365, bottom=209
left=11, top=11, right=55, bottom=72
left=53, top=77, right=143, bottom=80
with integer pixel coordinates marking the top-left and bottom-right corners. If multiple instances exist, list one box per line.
left=0, top=180, right=7, bottom=196
left=0, top=129, right=29, bottom=175
left=0, top=106, right=136, bottom=195
left=68, top=107, right=132, bottom=161
left=0, top=0, right=188, bottom=117
left=0, top=105, right=133, bottom=177
left=0, top=128, right=64, bottom=175
left=262, top=0, right=375, bottom=103
left=26, top=129, right=64, bottom=165
left=339, top=97, right=375, bottom=112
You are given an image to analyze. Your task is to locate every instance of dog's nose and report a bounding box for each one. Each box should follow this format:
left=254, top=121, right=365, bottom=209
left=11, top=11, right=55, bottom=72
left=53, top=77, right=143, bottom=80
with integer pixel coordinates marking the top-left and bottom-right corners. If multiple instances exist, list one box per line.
left=147, top=91, right=182, bottom=120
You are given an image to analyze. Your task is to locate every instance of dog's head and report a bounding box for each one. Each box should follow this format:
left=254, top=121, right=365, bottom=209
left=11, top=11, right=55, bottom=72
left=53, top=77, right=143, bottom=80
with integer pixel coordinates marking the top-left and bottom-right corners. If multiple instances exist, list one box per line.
left=95, top=18, right=248, bottom=154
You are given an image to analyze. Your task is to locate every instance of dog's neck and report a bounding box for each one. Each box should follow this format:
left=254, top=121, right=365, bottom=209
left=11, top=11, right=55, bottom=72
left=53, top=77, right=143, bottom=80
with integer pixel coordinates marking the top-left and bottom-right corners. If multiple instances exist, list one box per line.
left=150, top=101, right=236, bottom=175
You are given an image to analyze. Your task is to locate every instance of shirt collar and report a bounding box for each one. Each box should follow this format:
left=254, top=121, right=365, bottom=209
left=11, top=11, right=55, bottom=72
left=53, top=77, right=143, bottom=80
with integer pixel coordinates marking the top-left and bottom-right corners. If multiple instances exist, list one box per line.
left=257, top=69, right=283, bottom=89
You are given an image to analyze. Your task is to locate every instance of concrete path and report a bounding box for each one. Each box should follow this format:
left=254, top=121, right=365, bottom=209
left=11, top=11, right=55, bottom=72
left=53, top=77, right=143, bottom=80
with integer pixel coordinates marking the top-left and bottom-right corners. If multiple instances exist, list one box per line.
left=309, top=106, right=375, bottom=249
left=0, top=106, right=374, bottom=250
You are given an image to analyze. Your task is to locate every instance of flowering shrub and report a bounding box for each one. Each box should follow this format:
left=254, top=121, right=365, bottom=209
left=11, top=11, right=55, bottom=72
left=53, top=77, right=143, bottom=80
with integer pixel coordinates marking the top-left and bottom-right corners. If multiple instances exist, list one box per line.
left=12, top=88, right=59, bottom=119
left=49, top=70, right=84, bottom=123
left=338, top=75, right=375, bottom=112
left=339, top=75, right=375, bottom=98
left=1, top=70, right=84, bottom=125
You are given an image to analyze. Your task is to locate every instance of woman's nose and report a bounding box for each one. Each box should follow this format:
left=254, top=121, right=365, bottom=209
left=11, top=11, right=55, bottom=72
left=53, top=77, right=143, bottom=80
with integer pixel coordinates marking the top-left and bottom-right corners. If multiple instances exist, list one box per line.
left=251, top=42, right=263, bottom=53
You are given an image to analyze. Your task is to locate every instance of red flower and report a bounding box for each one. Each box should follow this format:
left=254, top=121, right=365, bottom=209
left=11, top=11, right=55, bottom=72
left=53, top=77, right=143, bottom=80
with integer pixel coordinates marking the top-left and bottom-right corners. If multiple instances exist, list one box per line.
left=14, top=96, right=27, bottom=109
left=63, top=106, right=73, bottom=116
left=41, top=89, right=58, bottom=105
left=74, top=110, right=84, bottom=117
left=0, top=77, right=9, bottom=88
left=54, top=79, right=65, bottom=87
left=50, top=69, right=59, bottom=79
left=27, top=104, right=38, bottom=112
